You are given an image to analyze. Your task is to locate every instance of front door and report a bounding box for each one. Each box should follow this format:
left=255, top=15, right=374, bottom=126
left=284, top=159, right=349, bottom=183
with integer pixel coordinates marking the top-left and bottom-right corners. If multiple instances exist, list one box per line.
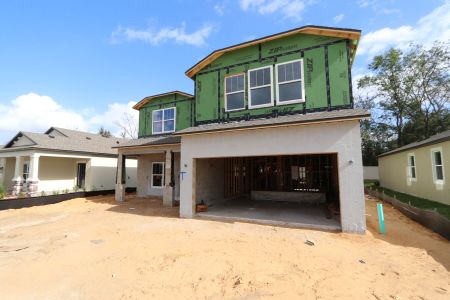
left=76, top=163, right=86, bottom=188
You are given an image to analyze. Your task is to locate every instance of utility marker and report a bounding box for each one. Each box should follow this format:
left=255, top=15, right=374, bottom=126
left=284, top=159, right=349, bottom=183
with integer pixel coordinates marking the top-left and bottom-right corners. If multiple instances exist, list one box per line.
left=377, top=203, right=386, bottom=234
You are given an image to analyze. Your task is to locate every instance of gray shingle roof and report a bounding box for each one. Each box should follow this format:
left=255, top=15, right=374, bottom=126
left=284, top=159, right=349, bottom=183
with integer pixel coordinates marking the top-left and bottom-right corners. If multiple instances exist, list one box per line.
left=176, top=109, right=370, bottom=135
left=379, top=130, right=450, bottom=157
left=1, top=127, right=131, bottom=156
left=114, top=135, right=180, bottom=148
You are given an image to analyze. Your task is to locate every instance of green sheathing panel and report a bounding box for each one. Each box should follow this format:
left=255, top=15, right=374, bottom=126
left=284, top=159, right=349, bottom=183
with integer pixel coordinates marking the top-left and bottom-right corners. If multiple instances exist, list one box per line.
left=137, top=94, right=193, bottom=137
left=194, top=33, right=351, bottom=123
left=328, top=42, right=351, bottom=107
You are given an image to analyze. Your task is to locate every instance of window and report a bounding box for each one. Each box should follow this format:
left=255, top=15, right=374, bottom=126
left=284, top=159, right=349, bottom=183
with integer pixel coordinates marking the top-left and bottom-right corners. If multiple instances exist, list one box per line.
left=225, top=74, right=245, bottom=111
left=152, top=107, right=176, bottom=134
left=22, top=162, right=29, bottom=181
left=151, top=162, right=165, bottom=188
left=248, top=66, right=273, bottom=108
left=431, top=149, right=444, bottom=183
left=276, top=59, right=305, bottom=104
left=407, top=153, right=416, bottom=180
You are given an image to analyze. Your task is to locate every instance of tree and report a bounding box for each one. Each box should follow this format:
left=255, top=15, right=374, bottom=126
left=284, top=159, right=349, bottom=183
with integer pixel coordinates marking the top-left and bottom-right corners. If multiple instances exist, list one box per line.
left=405, top=42, right=450, bottom=141
left=358, top=48, right=415, bottom=147
left=114, top=112, right=138, bottom=139
left=98, top=127, right=112, bottom=138
left=357, top=42, right=450, bottom=165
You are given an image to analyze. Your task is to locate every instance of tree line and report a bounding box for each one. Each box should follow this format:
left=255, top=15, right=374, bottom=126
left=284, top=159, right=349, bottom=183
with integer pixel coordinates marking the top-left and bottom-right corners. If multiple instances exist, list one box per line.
left=356, top=42, right=450, bottom=166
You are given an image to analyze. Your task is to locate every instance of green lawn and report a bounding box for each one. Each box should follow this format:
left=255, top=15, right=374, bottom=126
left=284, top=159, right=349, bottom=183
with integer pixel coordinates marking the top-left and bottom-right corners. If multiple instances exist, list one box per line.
left=367, top=185, right=450, bottom=220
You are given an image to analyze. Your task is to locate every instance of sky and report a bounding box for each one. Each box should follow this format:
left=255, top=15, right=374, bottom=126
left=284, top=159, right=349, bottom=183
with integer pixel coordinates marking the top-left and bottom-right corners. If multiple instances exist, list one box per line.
left=0, top=0, right=449, bottom=143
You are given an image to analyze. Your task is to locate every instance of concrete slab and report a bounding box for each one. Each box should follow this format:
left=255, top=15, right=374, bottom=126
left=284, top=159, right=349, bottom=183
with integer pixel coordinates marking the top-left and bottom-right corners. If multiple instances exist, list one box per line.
left=196, top=200, right=341, bottom=231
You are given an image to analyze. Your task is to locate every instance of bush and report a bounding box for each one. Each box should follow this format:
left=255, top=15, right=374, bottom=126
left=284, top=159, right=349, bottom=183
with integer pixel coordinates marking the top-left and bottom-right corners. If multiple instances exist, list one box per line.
left=0, top=185, right=5, bottom=200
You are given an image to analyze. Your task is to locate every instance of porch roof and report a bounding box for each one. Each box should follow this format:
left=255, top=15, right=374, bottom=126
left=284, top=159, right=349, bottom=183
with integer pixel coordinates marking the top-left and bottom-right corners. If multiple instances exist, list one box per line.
left=176, top=108, right=370, bottom=136
left=113, top=135, right=180, bottom=149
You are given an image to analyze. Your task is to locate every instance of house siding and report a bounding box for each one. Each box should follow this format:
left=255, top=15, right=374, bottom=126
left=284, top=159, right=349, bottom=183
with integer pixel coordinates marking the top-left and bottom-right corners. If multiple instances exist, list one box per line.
left=379, top=141, right=450, bottom=205
left=194, top=34, right=352, bottom=124
left=138, top=94, right=194, bottom=137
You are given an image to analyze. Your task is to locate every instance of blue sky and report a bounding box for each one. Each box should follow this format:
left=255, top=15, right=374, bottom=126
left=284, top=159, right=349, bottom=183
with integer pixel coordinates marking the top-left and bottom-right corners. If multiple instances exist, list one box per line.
left=0, top=0, right=449, bottom=143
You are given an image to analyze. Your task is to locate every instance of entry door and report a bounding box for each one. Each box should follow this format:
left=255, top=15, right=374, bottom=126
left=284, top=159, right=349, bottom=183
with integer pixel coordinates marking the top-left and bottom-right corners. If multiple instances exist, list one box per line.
left=76, top=163, right=86, bottom=188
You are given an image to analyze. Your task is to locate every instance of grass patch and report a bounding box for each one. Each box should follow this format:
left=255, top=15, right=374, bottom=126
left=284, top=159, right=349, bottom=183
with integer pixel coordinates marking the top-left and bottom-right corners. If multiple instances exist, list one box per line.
left=369, top=186, right=450, bottom=220
left=364, top=180, right=379, bottom=188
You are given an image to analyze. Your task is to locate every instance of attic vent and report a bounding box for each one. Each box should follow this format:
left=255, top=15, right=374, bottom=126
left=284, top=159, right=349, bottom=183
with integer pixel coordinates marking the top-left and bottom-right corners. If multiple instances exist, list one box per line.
left=86, top=137, right=91, bottom=140
left=49, top=135, right=55, bottom=138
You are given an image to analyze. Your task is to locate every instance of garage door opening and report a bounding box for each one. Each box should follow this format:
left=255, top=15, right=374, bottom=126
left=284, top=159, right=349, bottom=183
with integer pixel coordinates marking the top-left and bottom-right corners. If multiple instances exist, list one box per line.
left=195, top=154, right=341, bottom=230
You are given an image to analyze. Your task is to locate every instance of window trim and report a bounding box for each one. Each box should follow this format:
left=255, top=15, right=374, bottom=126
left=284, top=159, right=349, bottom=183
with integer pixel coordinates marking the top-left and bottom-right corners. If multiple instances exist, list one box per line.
left=407, top=152, right=417, bottom=181
left=152, top=107, right=176, bottom=135
left=247, top=65, right=274, bottom=109
left=151, top=162, right=165, bottom=189
left=275, top=59, right=306, bottom=105
left=224, top=73, right=246, bottom=112
left=430, top=147, right=445, bottom=184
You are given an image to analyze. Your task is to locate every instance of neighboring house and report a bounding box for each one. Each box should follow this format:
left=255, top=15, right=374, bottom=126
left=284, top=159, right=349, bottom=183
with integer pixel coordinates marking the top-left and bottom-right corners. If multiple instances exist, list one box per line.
left=363, top=166, right=379, bottom=181
left=378, top=130, right=450, bottom=205
left=0, top=127, right=137, bottom=196
left=115, top=25, right=369, bottom=233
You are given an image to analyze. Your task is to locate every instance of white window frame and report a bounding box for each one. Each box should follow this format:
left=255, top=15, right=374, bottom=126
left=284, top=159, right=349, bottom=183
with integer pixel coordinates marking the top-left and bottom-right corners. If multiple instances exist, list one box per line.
left=23, top=161, right=30, bottom=181
left=152, top=107, right=176, bottom=135
left=430, top=147, right=445, bottom=184
left=247, top=65, right=274, bottom=109
left=151, top=162, right=165, bottom=189
left=224, top=73, right=246, bottom=112
left=407, top=153, right=417, bottom=181
left=275, top=59, right=305, bottom=105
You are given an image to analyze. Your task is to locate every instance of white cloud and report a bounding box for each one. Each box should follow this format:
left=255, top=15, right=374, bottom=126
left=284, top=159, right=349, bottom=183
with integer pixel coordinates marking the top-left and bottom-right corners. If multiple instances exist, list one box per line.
left=333, top=14, right=344, bottom=24
left=111, top=23, right=213, bottom=47
left=358, top=1, right=450, bottom=56
left=214, top=1, right=227, bottom=15
left=88, top=101, right=138, bottom=138
left=240, top=0, right=306, bottom=21
left=0, top=93, right=138, bottom=143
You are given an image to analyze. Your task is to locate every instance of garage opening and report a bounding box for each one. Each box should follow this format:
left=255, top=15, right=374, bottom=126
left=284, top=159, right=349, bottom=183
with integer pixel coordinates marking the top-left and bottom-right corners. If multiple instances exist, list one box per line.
left=195, top=154, right=341, bottom=230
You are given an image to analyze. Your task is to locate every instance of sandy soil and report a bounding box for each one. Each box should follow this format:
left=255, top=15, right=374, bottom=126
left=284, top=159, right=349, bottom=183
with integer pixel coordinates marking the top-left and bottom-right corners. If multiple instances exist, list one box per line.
left=0, top=195, right=448, bottom=300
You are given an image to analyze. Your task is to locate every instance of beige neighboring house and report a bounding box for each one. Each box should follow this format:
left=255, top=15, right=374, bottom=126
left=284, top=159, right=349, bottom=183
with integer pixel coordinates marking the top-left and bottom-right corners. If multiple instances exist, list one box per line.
left=0, top=127, right=137, bottom=196
left=378, top=130, right=450, bottom=205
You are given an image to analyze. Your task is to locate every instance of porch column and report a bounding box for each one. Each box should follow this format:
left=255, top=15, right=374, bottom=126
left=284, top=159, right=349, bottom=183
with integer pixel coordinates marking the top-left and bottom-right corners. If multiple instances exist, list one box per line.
left=26, top=153, right=40, bottom=196
left=11, top=156, right=23, bottom=196
left=163, top=150, right=174, bottom=207
left=115, top=153, right=126, bottom=202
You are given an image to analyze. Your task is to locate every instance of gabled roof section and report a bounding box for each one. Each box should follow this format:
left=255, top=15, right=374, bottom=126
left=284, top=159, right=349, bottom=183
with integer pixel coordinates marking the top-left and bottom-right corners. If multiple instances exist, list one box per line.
left=4, top=132, right=38, bottom=148
left=1, top=127, right=133, bottom=156
left=379, top=130, right=450, bottom=157
left=133, top=91, right=194, bottom=110
left=185, top=25, right=362, bottom=79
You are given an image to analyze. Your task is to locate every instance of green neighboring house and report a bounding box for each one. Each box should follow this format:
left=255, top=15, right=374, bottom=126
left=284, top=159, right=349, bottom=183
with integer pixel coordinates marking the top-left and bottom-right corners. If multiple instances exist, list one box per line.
left=115, top=25, right=370, bottom=233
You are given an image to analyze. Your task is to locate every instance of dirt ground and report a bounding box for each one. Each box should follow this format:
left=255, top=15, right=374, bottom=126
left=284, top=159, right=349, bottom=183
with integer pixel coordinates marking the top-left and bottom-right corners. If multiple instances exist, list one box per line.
left=0, top=195, right=448, bottom=300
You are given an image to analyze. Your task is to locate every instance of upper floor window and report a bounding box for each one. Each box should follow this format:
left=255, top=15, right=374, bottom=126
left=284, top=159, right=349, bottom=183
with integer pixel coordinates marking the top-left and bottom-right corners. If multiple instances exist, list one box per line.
left=152, top=107, right=176, bottom=134
left=407, top=153, right=416, bottom=180
left=225, top=74, right=245, bottom=111
left=431, top=148, right=444, bottom=183
left=276, top=59, right=305, bottom=105
left=248, top=66, right=273, bottom=108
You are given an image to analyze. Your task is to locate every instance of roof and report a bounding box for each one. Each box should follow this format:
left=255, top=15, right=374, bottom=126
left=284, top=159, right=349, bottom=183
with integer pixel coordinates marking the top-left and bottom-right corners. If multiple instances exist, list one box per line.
left=379, top=130, right=450, bottom=157
left=113, top=135, right=181, bottom=149
left=185, top=25, right=362, bottom=79
left=1, top=127, right=131, bottom=156
left=176, top=109, right=370, bottom=135
left=133, top=91, right=194, bottom=110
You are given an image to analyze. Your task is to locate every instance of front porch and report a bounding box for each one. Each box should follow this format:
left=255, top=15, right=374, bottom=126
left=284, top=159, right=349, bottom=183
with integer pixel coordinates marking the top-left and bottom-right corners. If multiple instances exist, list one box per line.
left=115, top=138, right=181, bottom=207
left=0, top=151, right=90, bottom=197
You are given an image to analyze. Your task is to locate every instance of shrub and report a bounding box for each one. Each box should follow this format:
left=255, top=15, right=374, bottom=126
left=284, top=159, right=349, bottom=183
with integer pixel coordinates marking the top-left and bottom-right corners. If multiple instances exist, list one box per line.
left=40, top=191, right=46, bottom=197
left=0, top=185, right=5, bottom=200
left=18, top=191, right=26, bottom=198
left=52, top=190, right=59, bottom=196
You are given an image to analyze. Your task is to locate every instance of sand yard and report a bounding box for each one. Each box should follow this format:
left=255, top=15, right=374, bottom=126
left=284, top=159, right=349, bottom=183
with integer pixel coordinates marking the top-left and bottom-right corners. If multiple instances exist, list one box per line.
left=0, top=194, right=449, bottom=299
